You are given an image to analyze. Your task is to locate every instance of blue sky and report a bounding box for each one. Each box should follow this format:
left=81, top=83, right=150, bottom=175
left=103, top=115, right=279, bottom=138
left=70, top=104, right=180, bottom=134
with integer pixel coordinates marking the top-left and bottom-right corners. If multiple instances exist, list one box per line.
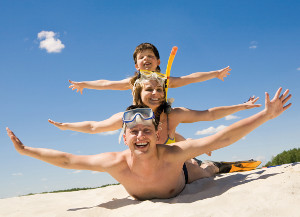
left=1, top=0, right=299, bottom=198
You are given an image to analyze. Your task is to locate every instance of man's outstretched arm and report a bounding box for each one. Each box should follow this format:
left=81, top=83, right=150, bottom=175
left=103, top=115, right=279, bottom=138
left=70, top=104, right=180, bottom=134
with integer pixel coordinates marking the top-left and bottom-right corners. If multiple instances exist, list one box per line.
left=6, top=128, right=116, bottom=172
left=177, top=87, right=292, bottom=160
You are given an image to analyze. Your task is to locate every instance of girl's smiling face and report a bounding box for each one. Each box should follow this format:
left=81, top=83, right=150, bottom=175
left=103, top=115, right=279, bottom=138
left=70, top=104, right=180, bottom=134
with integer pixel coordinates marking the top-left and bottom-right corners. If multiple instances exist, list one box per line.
left=140, top=80, right=165, bottom=110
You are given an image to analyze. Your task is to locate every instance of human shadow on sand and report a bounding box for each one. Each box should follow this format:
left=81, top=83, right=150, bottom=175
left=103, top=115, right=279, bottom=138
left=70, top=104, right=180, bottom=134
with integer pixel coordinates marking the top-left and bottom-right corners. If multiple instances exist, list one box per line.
left=68, top=168, right=284, bottom=211
left=67, top=196, right=140, bottom=211
left=153, top=168, right=284, bottom=204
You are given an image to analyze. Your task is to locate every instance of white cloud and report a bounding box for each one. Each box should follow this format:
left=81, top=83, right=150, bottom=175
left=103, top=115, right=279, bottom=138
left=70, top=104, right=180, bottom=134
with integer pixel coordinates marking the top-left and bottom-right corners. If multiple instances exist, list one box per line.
left=297, top=67, right=300, bottom=71
left=98, top=130, right=119, bottom=136
left=71, top=170, right=82, bottom=174
left=12, top=172, right=23, bottom=176
left=195, top=125, right=227, bottom=135
left=41, top=178, right=48, bottom=182
left=249, top=41, right=258, bottom=49
left=71, top=132, right=79, bottom=136
left=37, top=31, right=65, bottom=53
left=225, top=115, right=240, bottom=120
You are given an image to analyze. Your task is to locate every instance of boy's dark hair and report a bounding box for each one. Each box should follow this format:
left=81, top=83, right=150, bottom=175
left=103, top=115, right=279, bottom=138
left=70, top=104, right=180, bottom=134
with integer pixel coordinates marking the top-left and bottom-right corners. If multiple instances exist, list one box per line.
left=133, top=43, right=161, bottom=72
left=125, top=104, right=159, bottom=130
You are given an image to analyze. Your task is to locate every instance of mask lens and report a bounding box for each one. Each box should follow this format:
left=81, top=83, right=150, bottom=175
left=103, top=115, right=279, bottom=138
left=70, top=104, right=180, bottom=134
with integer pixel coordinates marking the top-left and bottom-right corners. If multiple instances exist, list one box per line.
left=123, top=108, right=154, bottom=123
left=140, top=70, right=166, bottom=79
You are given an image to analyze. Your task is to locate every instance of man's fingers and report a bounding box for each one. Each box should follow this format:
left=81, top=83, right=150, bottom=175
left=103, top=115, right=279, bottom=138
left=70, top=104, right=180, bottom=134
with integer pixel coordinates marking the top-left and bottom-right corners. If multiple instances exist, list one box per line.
left=265, top=92, right=270, bottom=104
left=282, top=94, right=292, bottom=105
left=274, top=87, right=282, bottom=100
left=279, top=89, right=289, bottom=101
left=283, top=103, right=292, bottom=111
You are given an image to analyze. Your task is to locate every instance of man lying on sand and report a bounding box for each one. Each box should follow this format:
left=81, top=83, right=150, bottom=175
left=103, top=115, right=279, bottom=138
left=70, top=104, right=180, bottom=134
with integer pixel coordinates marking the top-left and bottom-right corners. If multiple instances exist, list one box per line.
left=7, top=88, right=291, bottom=200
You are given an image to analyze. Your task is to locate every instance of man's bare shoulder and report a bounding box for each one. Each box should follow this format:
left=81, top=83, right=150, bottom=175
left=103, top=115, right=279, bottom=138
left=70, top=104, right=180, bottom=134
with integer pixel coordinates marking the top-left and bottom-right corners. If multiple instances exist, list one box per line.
left=96, top=150, right=130, bottom=172
left=156, top=143, right=182, bottom=161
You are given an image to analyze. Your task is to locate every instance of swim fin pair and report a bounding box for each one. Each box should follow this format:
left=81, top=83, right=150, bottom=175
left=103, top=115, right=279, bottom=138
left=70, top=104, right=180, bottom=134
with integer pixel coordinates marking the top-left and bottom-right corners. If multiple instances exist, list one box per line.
left=213, top=159, right=261, bottom=173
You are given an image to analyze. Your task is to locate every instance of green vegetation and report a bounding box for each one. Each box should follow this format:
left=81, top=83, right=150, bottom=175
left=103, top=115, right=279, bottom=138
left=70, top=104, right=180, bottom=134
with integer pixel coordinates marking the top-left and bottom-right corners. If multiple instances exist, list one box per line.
left=23, top=183, right=120, bottom=197
left=264, top=148, right=300, bottom=167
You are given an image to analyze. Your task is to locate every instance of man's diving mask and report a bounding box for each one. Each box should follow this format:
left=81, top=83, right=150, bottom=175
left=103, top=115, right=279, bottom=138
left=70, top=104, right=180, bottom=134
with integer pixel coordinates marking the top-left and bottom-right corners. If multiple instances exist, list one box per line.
left=119, top=108, right=156, bottom=143
left=123, top=108, right=155, bottom=128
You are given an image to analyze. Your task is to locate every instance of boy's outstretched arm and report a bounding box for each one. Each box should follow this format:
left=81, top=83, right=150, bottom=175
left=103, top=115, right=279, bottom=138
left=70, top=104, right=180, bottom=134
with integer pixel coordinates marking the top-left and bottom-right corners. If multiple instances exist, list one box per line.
left=6, top=128, right=116, bottom=172
left=48, top=112, right=123, bottom=134
left=69, top=78, right=131, bottom=94
left=169, top=66, right=231, bottom=88
left=179, top=87, right=292, bottom=160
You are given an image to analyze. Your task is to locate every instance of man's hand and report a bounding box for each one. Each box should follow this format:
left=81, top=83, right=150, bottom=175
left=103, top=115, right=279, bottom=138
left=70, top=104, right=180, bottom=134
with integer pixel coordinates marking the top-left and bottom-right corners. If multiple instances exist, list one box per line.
left=69, top=80, right=84, bottom=94
left=216, top=66, right=231, bottom=81
left=265, top=87, right=292, bottom=119
left=6, top=128, right=25, bottom=154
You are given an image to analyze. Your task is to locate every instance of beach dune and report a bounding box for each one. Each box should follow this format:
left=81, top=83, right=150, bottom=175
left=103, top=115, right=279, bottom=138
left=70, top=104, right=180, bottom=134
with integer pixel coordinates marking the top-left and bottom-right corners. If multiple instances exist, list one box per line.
left=1, top=163, right=299, bottom=217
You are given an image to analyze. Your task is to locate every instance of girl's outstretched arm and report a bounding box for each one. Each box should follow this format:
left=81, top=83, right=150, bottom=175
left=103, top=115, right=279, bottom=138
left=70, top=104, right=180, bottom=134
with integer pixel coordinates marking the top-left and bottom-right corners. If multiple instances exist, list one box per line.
left=48, top=112, right=123, bottom=134
left=175, top=95, right=261, bottom=123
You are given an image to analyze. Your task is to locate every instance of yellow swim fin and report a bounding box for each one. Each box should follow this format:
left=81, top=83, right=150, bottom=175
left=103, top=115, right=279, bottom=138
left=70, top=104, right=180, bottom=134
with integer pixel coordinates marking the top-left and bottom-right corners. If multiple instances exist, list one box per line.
left=214, top=160, right=262, bottom=173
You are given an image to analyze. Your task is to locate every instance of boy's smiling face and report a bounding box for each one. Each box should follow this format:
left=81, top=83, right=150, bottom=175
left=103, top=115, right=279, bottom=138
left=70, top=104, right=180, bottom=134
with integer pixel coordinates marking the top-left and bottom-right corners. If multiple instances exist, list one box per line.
left=135, top=49, right=161, bottom=72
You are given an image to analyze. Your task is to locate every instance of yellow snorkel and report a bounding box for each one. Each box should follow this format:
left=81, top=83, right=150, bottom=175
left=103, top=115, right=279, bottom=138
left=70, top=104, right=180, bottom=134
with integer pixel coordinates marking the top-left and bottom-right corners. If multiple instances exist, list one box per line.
left=165, top=46, right=178, bottom=101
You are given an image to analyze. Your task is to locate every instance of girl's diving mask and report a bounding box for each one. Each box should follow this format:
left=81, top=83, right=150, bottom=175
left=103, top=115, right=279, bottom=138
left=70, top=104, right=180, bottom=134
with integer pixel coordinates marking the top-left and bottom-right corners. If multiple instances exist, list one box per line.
left=133, top=70, right=166, bottom=91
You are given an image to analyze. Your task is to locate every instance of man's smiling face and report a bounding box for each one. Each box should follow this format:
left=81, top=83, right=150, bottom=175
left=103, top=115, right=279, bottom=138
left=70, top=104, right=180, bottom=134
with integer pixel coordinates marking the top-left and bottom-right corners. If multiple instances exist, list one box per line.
left=123, top=123, right=158, bottom=155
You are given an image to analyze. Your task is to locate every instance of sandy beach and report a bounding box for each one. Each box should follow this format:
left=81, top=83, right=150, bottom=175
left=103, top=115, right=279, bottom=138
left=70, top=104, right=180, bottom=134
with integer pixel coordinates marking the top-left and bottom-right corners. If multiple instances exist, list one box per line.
left=1, top=163, right=299, bottom=217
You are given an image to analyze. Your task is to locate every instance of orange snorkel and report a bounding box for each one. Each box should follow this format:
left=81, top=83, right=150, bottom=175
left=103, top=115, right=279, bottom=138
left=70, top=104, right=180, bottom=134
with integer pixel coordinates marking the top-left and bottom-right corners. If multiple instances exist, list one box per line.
left=165, top=46, right=178, bottom=101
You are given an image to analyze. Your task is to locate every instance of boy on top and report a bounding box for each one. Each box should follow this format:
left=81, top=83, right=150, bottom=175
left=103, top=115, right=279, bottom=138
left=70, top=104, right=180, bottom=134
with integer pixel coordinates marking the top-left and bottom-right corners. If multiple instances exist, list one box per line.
left=68, top=43, right=231, bottom=94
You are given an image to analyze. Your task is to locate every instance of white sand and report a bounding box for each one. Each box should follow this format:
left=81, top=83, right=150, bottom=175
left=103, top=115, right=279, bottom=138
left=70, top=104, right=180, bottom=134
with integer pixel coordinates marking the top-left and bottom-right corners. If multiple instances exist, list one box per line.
left=1, top=163, right=299, bottom=217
